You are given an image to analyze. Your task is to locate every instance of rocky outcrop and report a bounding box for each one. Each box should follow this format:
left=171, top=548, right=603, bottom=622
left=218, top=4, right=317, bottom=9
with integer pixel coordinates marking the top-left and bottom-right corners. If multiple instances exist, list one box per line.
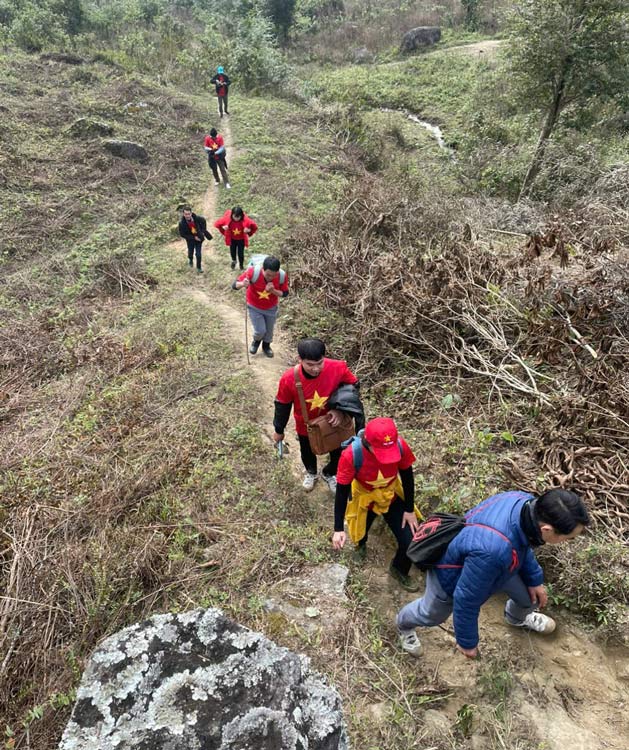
left=68, top=118, right=114, bottom=138
left=59, top=608, right=349, bottom=750
left=401, top=26, right=441, bottom=52
left=103, top=139, right=148, bottom=162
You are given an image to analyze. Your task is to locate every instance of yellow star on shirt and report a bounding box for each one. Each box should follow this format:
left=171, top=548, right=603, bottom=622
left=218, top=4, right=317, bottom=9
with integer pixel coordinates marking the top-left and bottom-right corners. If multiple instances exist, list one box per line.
left=306, top=390, right=328, bottom=411
left=257, top=289, right=272, bottom=300
left=366, top=470, right=393, bottom=489
left=232, top=227, right=242, bottom=235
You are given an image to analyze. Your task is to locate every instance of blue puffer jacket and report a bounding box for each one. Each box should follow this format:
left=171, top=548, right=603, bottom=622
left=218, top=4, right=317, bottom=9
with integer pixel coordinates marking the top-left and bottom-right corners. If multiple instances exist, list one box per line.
left=435, top=490, right=544, bottom=649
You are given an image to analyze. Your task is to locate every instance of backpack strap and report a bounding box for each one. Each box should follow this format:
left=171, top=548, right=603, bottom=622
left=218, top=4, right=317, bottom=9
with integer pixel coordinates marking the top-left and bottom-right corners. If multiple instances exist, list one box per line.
left=251, top=264, right=262, bottom=283
left=293, top=365, right=311, bottom=427
left=279, top=269, right=286, bottom=284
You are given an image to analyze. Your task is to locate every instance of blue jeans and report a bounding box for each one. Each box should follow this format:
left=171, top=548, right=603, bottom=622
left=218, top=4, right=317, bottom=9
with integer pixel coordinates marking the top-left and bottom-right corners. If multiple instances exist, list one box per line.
left=396, top=570, right=536, bottom=630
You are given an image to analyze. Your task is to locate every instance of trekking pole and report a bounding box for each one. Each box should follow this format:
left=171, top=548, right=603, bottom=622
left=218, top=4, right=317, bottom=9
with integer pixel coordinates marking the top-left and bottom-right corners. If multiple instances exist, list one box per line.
left=244, top=295, right=251, bottom=365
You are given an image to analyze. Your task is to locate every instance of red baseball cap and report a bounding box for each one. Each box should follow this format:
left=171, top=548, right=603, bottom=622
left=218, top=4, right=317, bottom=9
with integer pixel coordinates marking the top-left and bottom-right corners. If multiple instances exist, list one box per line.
left=364, top=417, right=401, bottom=464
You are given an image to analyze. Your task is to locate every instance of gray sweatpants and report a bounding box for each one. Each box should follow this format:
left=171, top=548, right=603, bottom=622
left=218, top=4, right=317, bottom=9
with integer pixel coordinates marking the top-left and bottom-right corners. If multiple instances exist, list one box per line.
left=396, top=570, right=536, bottom=631
left=248, top=304, right=278, bottom=344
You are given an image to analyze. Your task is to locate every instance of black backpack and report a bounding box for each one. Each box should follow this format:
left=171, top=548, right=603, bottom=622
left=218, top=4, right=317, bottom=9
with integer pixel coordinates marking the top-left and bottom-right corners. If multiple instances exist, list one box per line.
left=406, top=513, right=465, bottom=570
left=407, top=512, right=520, bottom=572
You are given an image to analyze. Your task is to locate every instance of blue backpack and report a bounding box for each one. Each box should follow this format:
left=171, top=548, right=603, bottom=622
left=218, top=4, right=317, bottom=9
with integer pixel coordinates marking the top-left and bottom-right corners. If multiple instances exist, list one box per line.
left=248, top=254, right=286, bottom=284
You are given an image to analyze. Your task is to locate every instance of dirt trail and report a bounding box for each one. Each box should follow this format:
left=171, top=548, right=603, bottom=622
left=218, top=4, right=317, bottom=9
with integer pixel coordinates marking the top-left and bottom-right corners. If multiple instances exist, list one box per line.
left=442, top=39, right=504, bottom=57
left=176, top=117, right=629, bottom=750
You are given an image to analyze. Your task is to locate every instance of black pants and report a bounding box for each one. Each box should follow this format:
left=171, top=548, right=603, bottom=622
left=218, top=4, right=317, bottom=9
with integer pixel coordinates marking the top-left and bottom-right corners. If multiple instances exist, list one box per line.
left=186, top=239, right=203, bottom=269
left=298, top=434, right=341, bottom=477
left=230, top=239, right=245, bottom=268
left=358, top=498, right=413, bottom=575
left=208, top=155, right=228, bottom=184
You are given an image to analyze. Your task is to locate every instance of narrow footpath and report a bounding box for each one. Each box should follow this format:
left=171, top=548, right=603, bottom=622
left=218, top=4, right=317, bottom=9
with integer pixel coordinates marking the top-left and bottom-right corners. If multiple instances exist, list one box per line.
left=170, top=115, right=629, bottom=750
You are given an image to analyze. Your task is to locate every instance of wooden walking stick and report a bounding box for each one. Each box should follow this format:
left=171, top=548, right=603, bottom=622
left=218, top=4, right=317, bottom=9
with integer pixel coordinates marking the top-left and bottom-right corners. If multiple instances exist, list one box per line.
left=244, top=294, right=251, bottom=365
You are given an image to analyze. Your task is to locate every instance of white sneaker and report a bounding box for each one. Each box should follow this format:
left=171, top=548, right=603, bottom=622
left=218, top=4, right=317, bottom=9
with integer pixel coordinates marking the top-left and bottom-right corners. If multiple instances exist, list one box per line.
left=322, top=473, right=337, bottom=493
left=508, top=611, right=556, bottom=634
left=214, top=180, right=220, bottom=186
left=225, top=182, right=231, bottom=190
left=302, top=472, right=318, bottom=491
left=398, top=628, right=423, bottom=657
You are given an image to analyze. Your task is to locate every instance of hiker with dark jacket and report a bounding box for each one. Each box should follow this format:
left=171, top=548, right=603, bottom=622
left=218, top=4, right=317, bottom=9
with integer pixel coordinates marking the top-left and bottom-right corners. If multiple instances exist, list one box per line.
left=396, top=489, right=590, bottom=658
left=204, top=127, right=230, bottom=188
left=178, top=205, right=212, bottom=273
left=332, top=417, right=420, bottom=591
left=210, top=66, right=230, bottom=117
left=273, top=338, right=362, bottom=492
left=214, top=206, right=258, bottom=270
left=232, top=255, right=288, bottom=358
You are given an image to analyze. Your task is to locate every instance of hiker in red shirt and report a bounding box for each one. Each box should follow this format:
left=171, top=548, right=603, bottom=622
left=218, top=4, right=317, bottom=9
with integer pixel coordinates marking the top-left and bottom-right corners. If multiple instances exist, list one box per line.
left=273, top=338, right=362, bottom=492
left=332, top=417, right=421, bottom=591
left=204, top=128, right=230, bottom=189
left=214, top=206, right=258, bottom=270
left=232, top=256, right=288, bottom=358
left=210, top=66, right=230, bottom=117
left=177, top=205, right=212, bottom=273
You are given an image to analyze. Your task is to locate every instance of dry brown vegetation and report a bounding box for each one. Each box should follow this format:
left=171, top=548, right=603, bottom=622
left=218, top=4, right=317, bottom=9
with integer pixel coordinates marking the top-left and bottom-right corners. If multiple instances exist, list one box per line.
left=293, top=173, right=629, bottom=546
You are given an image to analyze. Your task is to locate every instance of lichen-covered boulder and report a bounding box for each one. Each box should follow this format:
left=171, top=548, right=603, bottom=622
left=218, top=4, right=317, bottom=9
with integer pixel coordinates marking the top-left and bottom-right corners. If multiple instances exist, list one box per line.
left=103, top=139, right=148, bottom=162
left=401, top=26, right=441, bottom=52
left=58, top=609, right=349, bottom=750
left=69, top=118, right=114, bottom=138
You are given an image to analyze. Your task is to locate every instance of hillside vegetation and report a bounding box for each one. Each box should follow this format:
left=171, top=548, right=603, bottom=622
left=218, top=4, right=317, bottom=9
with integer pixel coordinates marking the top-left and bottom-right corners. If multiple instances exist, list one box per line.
left=1, top=1, right=628, bottom=748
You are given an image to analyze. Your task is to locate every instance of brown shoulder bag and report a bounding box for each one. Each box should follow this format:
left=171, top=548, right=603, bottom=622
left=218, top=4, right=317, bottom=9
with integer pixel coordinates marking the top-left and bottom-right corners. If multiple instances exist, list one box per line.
left=293, top=365, right=355, bottom=455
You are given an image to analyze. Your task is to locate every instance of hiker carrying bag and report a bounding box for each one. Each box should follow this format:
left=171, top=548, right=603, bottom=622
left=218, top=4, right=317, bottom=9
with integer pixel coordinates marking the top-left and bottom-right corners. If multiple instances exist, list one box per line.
left=406, top=513, right=466, bottom=570
left=293, top=365, right=355, bottom=455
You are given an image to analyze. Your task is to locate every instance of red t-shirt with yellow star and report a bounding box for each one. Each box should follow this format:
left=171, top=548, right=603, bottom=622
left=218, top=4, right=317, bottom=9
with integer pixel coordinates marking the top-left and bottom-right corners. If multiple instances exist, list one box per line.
left=336, top=437, right=415, bottom=489
left=276, top=359, right=358, bottom=436
left=237, top=265, right=289, bottom=310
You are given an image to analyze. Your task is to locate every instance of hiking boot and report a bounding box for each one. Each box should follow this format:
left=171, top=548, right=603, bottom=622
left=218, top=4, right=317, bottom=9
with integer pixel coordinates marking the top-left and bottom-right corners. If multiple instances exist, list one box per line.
left=398, top=628, right=423, bottom=657
left=249, top=340, right=261, bottom=355
left=231, top=260, right=236, bottom=269
left=188, top=260, right=193, bottom=267
left=225, top=182, right=231, bottom=190
left=262, top=343, right=274, bottom=358
left=214, top=180, right=220, bottom=187
left=389, top=563, right=421, bottom=592
left=197, top=268, right=203, bottom=274
left=506, top=611, right=556, bottom=634
left=352, top=544, right=367, bottom=564
left=321, top=473, right=337, bottom=493
left=302, top=472, right=318, bottom=491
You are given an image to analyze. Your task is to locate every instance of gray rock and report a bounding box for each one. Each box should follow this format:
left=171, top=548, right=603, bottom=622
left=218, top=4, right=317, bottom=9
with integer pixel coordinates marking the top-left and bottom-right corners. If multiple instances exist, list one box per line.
left=69, top=118, right=114, bottom=138
left=59, top=608, right=348, bottom=750
left=263, top=564, right=349, bottom=635
left=352, top=47, right=373, bottom=65
left=103, top=139, right=148, bottom=162
left=423, top=708, right=451, bottom=734
left=401, top=26, right=441, bottom=53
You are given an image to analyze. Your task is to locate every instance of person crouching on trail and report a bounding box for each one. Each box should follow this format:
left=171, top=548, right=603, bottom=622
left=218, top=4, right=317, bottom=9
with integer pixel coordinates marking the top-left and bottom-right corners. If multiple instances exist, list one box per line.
left=204, top=128, right=230, bottom=189
left=332, top=417, right=421, bottom=591
left=396, top=488, right=590, bottom=658
left=214, top=206, right=257, bottom=270
left=178, top=205, right=212, bottom=274
left=232, top=256, right=288, bottom=358
left=210, top=66, right=230, bottom=117
left=273, top=338, right=363, bottom=493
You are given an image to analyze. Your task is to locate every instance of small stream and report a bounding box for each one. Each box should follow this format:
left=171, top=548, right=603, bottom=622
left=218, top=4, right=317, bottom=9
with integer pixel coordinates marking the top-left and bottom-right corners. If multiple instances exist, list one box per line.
left=381, top=107, right=453, bottom=154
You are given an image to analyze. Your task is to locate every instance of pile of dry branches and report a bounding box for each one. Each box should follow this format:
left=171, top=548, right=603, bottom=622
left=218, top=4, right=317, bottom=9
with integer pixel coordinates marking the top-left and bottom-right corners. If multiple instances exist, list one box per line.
left=294, top=179, right=629, bottom=538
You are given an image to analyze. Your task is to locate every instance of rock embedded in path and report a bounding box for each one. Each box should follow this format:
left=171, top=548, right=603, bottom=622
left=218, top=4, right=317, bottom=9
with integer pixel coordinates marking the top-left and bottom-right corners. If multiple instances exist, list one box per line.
left=401, top=26, right=441, bottom=52
left=263, top=563, right=350, bottom=635
left=103, top=139, right=149, bottom=162
left=58, top=608, right=349, bottom=750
